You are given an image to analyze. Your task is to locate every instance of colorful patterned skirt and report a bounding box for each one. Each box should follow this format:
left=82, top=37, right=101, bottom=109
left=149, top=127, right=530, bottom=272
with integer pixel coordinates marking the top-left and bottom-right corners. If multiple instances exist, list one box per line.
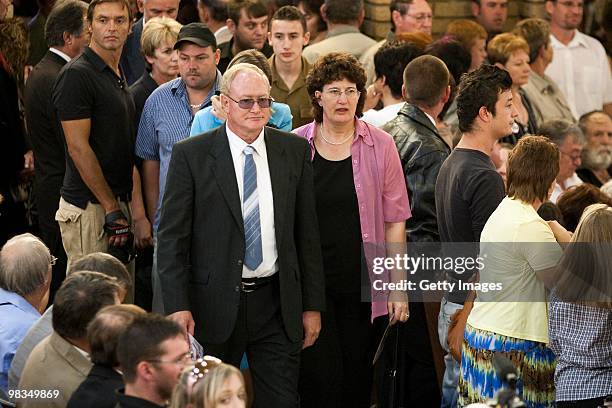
left=458, top=324, right=556, bottom=408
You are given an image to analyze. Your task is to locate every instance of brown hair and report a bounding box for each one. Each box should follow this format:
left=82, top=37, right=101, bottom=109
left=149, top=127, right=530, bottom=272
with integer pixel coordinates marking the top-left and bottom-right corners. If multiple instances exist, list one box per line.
left=487, top=32, right=530, bottom=66
left=270, top=5, right=307, bottom=33
left=507, top=135, right=559, bottom=203
left=0, top=18, right=29, bottom=79
left=87, top=304, right=146, bottom=367
left=227, top=0, right=267, bottom=26
left=445, top=19, right=487, bottom=51
left=395, top=31, right=433, bottom=50
left=555, top=204, right=612, bottom=306
left=306, top=52, right=366, bottom=123
left=87, top=0, right=132, bottom=22
left=512, top=18, right=550, bottom=64
left=403, top=54, right=450, bottom=108
left=557, top=184, right=612, bottom=232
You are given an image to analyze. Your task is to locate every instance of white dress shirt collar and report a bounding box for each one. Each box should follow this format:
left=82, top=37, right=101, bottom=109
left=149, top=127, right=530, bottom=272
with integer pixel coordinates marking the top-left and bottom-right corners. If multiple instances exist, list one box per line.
left=49, top=47, right=71, bottom=62
left=226, top=124, right=266, bottom=154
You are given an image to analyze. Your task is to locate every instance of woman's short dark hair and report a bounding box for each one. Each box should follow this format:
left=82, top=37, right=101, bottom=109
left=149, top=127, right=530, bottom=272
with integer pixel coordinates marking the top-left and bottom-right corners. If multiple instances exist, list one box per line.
left=306, top=52, right=367, bottom=123
left=557, top=184, right=612, bottom=232
left=507, top=135, right=559, bottom=203
left=455, top=64, right=512, bottom=133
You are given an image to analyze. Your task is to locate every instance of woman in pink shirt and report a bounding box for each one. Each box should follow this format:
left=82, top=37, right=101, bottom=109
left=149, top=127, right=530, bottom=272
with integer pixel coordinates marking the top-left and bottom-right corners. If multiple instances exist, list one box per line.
left=293, top=52, right=411, bottom=408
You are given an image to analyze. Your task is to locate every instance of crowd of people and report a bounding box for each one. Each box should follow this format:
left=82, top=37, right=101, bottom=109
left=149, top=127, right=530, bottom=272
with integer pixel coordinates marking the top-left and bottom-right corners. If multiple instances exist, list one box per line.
left=0, top=0, right=611, bottom=407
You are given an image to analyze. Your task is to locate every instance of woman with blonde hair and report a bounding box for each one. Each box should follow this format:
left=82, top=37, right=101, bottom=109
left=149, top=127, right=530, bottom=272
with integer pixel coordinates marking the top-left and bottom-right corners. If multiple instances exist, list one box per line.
left=549, top=204, right=612, bottom=407
left=487, top=32, right=538, bottom=145
left=170, top=356, right=246, bottom=408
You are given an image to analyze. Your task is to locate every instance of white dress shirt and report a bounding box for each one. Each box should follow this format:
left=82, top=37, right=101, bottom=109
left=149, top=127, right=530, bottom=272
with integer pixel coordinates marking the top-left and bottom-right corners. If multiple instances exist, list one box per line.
left=545, top=31, right=612, bottom=118
left=361, top=102, right=403, bottom=128
left=226, top=125, right=278, bottom=278
left=550, top=172, right=583, bottom=204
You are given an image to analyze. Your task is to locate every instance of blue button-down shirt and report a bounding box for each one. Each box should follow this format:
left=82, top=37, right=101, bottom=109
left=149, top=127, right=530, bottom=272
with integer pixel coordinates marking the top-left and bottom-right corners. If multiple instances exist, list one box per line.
left=0, top=288, right=41, bottom=393
left=135, top=72, right=222, bottom=231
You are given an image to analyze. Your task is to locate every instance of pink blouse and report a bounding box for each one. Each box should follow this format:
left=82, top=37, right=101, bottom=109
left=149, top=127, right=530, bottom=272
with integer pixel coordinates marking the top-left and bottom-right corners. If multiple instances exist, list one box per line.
left=293, top=119, right=411, bottom=320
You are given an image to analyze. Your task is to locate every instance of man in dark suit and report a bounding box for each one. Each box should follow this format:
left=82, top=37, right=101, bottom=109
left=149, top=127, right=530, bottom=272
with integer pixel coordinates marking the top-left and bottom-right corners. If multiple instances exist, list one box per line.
left=23, top=0, right=90, bottom=299
left=120, top=0, right=179, bottom=85
left=157, top=62, right=325, bottom=407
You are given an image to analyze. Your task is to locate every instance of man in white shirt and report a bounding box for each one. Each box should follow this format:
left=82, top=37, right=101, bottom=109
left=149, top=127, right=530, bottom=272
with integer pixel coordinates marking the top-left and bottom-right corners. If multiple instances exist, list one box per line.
left=544, top=0, right=612, bottom=118
left=539, top=118, right=585, bottom=203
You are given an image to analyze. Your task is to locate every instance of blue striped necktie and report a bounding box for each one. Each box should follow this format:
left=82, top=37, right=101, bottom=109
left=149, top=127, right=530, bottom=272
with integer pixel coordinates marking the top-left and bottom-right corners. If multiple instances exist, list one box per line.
left=243, top=145, right=263, bottom=270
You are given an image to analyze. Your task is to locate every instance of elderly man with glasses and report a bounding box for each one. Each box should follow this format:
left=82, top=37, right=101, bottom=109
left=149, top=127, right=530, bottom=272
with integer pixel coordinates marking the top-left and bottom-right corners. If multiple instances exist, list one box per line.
left=0, top=234, right=53, bottom=396
left=539, top=118, right=586, bottom=203
left=157, top=62, right=325, bottom=407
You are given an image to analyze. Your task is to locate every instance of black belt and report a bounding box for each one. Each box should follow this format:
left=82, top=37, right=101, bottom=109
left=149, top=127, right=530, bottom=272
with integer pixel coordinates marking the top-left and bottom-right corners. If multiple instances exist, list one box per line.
left=240, top=274, right=278, bottom=293
left=90, top=192, right=132, bottom=204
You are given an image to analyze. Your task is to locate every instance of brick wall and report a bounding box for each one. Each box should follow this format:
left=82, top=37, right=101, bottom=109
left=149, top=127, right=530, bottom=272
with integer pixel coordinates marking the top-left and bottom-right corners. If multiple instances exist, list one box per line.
left=362, top=0, right=548, bottom=40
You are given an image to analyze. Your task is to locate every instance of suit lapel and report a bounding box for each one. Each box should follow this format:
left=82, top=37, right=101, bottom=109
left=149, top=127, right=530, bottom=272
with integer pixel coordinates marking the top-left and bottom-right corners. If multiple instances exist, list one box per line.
left=210, top=126, right=244, bottom=234
left=265, top=129, right=288, bottom=246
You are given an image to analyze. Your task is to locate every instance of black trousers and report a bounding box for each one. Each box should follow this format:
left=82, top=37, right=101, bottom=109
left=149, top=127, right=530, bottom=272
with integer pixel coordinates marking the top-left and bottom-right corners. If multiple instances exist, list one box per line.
left=299, top=291, right=375, bottom=408
left=203, top=278, right=301, bottom=408
left=35, top=189, right=67, bottom=304
left=373, top=301, right=440, bottom=408
left=556, top=396, right=608, bottom=408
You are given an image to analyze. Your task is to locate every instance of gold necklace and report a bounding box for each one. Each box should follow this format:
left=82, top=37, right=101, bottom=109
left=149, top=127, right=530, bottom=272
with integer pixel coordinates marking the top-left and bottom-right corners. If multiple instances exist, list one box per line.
left=319, top=122, right=354, bottom=145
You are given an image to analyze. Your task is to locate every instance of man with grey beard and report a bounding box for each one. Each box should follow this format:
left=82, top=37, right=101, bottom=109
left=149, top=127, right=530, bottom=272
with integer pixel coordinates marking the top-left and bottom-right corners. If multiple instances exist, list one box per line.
left=577, top=111, right=612, bottom=188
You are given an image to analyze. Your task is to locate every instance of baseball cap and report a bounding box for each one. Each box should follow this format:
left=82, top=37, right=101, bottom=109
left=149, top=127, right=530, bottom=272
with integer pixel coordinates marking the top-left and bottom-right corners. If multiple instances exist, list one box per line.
left=174, top=23, right=217, bottom=50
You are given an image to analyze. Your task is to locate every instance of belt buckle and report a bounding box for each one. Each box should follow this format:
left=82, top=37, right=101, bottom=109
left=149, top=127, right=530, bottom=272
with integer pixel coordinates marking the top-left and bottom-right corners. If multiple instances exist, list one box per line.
left=241, top=281, right=256, bottom=293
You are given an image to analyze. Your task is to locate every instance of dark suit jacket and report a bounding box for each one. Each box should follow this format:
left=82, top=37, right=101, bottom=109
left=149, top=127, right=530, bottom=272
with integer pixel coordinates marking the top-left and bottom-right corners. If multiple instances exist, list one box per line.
left=23, top=50, right=67, bottom=230
left=67, top=364, right=123, bottom=408
left=120, top=18, right=144, bottom=86
left=157, top=125, right=325, bottom=344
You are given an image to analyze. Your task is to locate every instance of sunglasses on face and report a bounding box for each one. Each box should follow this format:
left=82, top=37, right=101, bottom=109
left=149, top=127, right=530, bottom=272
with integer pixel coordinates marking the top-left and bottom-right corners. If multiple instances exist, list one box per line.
left=225, top=95, right=274, bottom=109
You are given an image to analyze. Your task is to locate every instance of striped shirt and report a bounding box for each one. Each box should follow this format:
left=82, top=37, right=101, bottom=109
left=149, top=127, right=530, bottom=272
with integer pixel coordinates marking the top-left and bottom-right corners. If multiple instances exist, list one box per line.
left=135, top=72, right=221, bottom=230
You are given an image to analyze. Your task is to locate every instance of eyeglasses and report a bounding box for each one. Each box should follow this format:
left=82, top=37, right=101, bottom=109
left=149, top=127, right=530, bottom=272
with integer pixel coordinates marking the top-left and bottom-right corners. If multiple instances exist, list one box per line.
left=225, top=94, right=273, bottom=109
left=560, top=150, right=582, bottom=163
left=322, top=87, right=361, bottom=99
left=406, top=13, right=433, bottom=22
left=147, top=352, right=193, bottom=366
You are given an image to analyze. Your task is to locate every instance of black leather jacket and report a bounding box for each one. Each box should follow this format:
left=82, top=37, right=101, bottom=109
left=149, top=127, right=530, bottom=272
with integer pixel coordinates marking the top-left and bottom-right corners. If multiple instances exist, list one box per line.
left=382, top=103, right=450, bottom=242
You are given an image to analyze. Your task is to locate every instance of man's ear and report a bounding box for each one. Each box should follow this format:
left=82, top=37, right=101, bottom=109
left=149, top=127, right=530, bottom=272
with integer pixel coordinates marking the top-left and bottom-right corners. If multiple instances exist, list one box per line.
left=470, top=1, right=480, bottom=18
left=545, top=0, right=554, bottom=16
left=303, top=31, right=310, bottom=47
left=357, top=7, right=365, bottom=26
left=441, top=85, right=451, bottom=105
left=226, top=18, right=236, bottom=34
left=320, top=4, right=328, bottom=23
left=494, top=62, right=505, bottom=70
left=137, top=0, right=144, bottom=13
left=478, top=105, right=490, bottom=122
left=267, top=31, right=272, bottom=46
left=401, top=83, right=407, bottom=100
left=391, top=10, right=402, bottom=29
left=214, top=47, right=221, bottom=65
